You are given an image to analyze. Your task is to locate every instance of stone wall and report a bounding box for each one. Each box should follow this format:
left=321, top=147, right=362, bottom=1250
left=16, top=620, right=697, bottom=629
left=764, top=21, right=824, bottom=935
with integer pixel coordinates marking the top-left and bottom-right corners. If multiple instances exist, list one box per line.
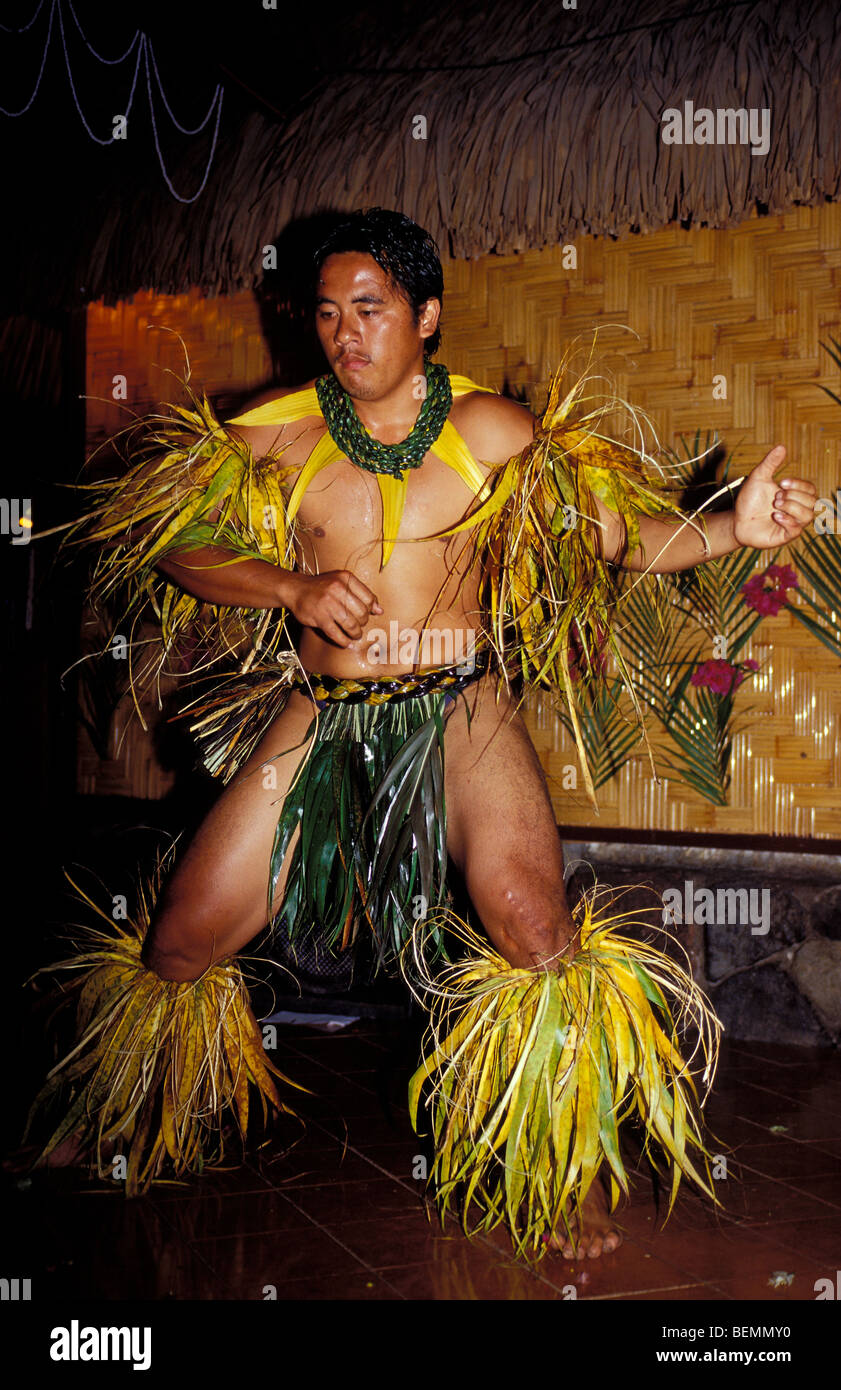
left=563, top=841, right=841, bottom=1046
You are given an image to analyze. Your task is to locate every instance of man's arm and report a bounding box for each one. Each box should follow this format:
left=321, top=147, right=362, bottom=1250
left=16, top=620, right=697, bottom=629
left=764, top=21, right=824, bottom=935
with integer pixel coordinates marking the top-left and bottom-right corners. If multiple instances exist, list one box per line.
left=468, top=397, right=815, bottom=570
left=599, top=507, right=740, bottom=573
left=156, top=548, right=295, bottom=610
left=594, top=445, right=817, bottom=571
left=155, top=547, right=382, bottom=647
left=152, top=383, right=296, bottom=612
left=153, top=394, right=383, bottom=645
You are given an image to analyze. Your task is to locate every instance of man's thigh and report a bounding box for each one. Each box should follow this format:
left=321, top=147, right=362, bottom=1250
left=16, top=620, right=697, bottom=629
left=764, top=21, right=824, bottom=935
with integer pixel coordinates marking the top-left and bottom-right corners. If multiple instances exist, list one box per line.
left=443, top=676, right=568, bottom=922
left=153, top=687, right=318, bottom=946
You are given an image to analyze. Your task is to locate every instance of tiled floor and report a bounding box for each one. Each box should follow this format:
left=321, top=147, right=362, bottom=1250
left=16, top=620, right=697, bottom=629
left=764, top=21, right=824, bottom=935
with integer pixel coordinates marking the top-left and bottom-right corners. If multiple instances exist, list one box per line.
left=6, top=1025, right=841, bottom=1300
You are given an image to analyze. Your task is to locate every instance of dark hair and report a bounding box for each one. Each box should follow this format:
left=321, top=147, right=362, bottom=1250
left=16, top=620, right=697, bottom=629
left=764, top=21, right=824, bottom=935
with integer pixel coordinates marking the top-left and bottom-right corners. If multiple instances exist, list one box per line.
left=313, top=208, right=443, bottom=356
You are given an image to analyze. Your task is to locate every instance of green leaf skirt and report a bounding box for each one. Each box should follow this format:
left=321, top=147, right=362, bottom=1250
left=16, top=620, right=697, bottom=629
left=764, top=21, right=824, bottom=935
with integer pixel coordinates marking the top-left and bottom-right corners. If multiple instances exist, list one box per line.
left=269, top=688, right=454, bottom=978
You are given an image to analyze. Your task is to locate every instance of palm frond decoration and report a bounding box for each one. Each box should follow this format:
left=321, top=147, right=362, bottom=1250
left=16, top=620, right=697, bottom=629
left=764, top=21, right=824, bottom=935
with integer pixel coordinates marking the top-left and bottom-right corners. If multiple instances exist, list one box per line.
left=407, top=888, right=721, bottom=1261
left=175, top=656, right=304, bottom=782
left=56, top=355, right=299, bottom=724
left=624, top=434, right=766, bottom=666
left=665, top=545, right=767, bottom=665
left=25, top=863, right=304, bottom=1195
left=553, top=672, right=646, bottom=791
left=438, top=336, right=709, bottom=807
left=650, top=679, right=753, bottom=804
left=816, top=334, right=841, bottom=411
left=785, top=338, right=841, bottom=658
left=616, top=574, right=761, bottom=804
left=605, top=434, right=768, bottom=802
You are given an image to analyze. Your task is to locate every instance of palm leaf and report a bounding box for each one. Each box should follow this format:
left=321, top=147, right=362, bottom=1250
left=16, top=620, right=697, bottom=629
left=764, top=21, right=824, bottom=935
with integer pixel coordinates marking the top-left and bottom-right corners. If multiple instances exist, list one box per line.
left=554, top=675, right=646, bottom=789
left=60, top=360, right=298, bottom=722
left=408, top=888, right=721, bottom=1261
left=789, top=528, right=841, bottom=661
left=26, top=858, right=305, bottom=1194
left=817, top=334, right=841, bottom=409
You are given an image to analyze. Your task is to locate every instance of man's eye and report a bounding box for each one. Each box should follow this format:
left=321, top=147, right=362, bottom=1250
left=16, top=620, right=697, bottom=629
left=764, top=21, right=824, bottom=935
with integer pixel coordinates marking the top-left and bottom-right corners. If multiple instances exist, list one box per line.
left=360, top=310, right=377, bottom=317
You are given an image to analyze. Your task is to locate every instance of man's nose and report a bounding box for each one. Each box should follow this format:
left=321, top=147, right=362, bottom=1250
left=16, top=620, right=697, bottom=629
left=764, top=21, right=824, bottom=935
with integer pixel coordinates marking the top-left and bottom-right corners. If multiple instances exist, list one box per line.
left=334, top=316, right=359, bottom=345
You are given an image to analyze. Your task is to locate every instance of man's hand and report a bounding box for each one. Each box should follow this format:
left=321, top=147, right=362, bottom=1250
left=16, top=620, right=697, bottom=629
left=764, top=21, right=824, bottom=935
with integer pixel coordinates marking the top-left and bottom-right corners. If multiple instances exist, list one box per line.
left=733, top=445, right=817, bottom=549
left=287, top=570, right=383, bottom=647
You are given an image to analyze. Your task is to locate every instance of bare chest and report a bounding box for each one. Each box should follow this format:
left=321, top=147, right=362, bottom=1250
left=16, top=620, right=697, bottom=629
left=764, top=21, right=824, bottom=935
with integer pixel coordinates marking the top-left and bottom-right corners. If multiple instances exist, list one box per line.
left=277, top=421, right=487, bottom=556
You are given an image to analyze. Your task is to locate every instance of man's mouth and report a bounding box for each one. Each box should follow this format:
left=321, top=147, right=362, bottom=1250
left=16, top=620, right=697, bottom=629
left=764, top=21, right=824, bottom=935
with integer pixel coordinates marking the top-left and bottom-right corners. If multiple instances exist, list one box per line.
left=337, top=356, right=369, bottom=370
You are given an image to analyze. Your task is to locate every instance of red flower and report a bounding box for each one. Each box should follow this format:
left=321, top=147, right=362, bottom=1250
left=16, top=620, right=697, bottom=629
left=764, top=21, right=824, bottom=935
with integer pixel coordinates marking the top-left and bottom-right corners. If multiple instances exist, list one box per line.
left=691, top=658, right=759, bottom=694
left=742, top=563, right=799, bottom=617
left=567, top=619, right=608, bottom=683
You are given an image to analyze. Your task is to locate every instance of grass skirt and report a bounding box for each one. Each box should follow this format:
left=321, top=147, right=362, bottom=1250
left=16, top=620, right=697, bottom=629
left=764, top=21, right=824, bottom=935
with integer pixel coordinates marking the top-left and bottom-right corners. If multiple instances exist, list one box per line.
left=269, top=691, right=451, bottom=976
left=25, top=692, right=723, bottom=1242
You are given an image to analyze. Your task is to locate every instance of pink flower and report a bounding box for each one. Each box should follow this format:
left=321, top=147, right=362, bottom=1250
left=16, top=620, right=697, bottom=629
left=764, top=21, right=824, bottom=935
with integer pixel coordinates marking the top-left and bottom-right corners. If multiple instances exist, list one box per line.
left=691, top=658, right=759, bottom=694
left=567, top=619, right=608, bottom=683
left=742, top=563, right=799, bottom=616
left=691, top=659, right=738, bottom=694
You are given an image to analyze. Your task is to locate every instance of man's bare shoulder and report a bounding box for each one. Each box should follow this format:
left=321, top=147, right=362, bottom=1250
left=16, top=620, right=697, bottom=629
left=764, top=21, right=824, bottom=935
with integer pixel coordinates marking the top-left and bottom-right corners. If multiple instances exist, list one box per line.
left=230, top=379, right=320, bottom=419
left=450, top=389, right=535, bottom=466
left=225, top=380, right=321, bottom=454
left=239, top=378, right=318, bottom=405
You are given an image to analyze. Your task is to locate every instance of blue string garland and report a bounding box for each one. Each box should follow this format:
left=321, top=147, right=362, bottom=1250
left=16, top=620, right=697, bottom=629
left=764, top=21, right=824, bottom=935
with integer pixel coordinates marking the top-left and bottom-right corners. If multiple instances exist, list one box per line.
left=0, top=0, right=224, bottom=204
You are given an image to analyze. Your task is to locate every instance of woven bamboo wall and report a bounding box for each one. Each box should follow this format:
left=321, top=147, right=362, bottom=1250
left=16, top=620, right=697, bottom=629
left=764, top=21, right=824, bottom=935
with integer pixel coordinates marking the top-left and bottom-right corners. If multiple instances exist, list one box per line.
left=83, top=204, right=841, bottom=836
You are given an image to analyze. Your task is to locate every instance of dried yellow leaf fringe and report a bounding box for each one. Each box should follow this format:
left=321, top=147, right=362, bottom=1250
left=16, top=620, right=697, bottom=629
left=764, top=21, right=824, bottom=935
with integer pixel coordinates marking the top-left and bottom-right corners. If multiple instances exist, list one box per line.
left=60, top=362, right=298, bottom=722
left=25, top=864, right=305, bottom=1195
left=407, top=886, right=722, bottom=1261
left=437, top=336, right=714, bottom=806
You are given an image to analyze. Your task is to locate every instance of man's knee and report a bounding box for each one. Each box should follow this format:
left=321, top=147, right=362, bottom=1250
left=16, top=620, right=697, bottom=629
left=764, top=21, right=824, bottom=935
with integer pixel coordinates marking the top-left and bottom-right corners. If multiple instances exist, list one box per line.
left=143, top=887, right=257, bottom=978
left=476, top=865, right=573, bottom=956
left=141, top=901, right=219, bottom=980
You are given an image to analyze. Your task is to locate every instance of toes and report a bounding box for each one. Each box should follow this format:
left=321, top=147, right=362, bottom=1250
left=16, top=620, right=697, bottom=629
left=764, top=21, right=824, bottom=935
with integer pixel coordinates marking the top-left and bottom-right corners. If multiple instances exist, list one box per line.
left=551, top=1222, right=624, bottom=1259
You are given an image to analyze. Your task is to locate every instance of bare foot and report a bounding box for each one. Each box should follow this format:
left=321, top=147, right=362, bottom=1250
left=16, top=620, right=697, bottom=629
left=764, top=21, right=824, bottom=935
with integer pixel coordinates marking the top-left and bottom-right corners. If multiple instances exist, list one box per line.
left=547, top=1178, right=624, bottom=1258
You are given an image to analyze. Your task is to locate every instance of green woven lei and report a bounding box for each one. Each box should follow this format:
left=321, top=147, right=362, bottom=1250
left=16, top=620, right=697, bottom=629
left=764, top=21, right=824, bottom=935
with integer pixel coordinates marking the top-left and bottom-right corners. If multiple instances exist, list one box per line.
left=315, top=361, right=453, bottom=478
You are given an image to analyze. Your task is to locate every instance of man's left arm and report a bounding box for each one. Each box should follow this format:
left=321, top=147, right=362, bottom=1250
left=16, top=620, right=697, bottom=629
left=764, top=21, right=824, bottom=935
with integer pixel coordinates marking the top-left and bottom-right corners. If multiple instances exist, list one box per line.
left=606, top=444, right=817, bottom=572
left=470, top=396, right=816, bottom=570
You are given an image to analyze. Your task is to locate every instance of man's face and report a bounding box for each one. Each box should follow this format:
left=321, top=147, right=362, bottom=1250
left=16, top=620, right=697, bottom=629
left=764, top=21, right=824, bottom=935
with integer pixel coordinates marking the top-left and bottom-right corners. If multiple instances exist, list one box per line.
left=315, top=251, right=439, bottom=402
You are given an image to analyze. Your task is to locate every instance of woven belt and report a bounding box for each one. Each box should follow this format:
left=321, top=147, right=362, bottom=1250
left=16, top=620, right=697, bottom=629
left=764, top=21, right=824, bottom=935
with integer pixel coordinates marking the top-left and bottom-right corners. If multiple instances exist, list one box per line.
left=293, top=648, right=490, bottom=706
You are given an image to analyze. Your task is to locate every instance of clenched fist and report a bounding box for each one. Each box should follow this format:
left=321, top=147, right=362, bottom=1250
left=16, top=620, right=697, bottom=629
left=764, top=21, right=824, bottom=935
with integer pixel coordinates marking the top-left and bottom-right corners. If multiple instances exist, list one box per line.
left=285, top=570, right=383, bottom=647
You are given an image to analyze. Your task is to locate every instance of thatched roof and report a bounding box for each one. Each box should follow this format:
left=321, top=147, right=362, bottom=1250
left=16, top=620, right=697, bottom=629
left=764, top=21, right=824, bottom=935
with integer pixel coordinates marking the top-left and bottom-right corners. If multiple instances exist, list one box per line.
left=10, top=0, right=841, bottom=312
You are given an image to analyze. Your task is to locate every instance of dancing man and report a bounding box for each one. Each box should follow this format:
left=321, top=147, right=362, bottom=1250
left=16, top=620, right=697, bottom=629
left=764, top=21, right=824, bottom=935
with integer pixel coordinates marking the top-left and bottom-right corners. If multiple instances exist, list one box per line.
left=29, top=208, right=816, bottom=1259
